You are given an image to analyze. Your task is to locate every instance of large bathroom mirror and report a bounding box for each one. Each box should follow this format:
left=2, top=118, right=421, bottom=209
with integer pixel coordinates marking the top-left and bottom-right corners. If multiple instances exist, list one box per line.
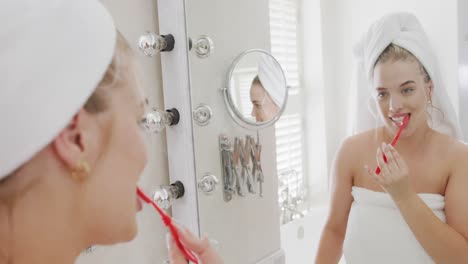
left=184, top=0, right=465, bottom=263
left=224, top=49, right=288, bottom=129
left=186, top=1, right=284, bottom=263
left=42, top=0, right=468, bottom=263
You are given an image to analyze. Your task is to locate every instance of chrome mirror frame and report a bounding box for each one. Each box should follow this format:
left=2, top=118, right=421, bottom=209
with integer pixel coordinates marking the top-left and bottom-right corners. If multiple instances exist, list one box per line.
left=223, top=49, right=289, bottom=130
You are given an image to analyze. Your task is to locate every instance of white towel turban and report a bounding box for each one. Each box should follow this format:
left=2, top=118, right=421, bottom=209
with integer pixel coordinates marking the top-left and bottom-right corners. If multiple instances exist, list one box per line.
left=352, top=12, right=463, bottom=140
left=0, top=0, right=116, bottom=179
left=258, top=54, right=286, bottom=108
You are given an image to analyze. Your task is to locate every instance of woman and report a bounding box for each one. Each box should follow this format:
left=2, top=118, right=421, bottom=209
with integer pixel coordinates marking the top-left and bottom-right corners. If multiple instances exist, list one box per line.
left=250, top=76, right=280, bottom=122
left=315, top=13, right=468, bottom=263
left=0, top=0, right=222, bottom=263
left=250, top=54, right=286, bottom=122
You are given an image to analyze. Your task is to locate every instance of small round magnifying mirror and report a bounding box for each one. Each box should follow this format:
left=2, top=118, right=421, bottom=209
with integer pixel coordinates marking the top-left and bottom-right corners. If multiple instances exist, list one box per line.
left=224, top=49, right=288, bottom=130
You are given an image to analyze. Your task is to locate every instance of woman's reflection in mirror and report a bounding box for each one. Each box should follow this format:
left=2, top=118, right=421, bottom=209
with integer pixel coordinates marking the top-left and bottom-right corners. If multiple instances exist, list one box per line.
left=250, top=75, right=280, bottom=122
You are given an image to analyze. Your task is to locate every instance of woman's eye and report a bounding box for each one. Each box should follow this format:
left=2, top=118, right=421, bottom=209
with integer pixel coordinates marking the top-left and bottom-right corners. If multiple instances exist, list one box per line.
left=377, top=92, right=387, bottom=99
left=402, top=88, right=414, bottom=94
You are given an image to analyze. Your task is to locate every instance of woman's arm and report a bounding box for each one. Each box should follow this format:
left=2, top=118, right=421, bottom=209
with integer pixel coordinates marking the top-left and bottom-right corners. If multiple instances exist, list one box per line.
left=315, top=138, right=355, bottom=264
left=373, top=144, right=468, bottom=263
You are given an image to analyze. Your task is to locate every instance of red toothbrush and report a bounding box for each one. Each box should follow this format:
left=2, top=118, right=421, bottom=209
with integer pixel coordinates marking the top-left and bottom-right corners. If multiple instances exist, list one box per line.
left=136, top=187, right=198, bottom=263
left=375, top=115, right=410, bottom=175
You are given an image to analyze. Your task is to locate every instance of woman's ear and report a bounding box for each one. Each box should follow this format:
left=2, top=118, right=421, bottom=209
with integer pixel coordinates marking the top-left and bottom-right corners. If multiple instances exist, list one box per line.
left=428, top=80, right=433, bottom=100
left=52, top=109, right=87, bottom=171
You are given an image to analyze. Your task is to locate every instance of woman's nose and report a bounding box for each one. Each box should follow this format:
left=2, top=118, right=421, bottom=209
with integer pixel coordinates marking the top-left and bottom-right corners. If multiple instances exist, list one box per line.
left=389, top=96, right=403, bottom=112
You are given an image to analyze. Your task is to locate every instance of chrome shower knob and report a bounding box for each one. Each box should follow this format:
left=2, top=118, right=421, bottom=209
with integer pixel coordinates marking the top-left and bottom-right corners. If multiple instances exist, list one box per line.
left=140, top=108, right=180, bottom=134
left=192, top=35, right=214, bottom=58
left=153, top=181, right=185, bottom=210
left=198, top=174, right=219, bottom=195
left=138, top=32, right=175, bottom=57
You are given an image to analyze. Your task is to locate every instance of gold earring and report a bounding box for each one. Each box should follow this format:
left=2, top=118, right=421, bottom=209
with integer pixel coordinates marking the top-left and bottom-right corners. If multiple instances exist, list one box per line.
left=71, top=158, right=91, bottom=181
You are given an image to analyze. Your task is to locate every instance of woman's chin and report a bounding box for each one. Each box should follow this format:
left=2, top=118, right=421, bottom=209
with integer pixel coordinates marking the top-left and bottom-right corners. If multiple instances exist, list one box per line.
left=117, top=221, right=139, bottom=243
left=105, top=218, right=139, bottom=244
left=384, top=123, right=399, bottom=133
left=127, top=225, right=138, bottom=241
left=384, top=123, right=410, bottom=137
left=398, top=129, right=412, bottom=138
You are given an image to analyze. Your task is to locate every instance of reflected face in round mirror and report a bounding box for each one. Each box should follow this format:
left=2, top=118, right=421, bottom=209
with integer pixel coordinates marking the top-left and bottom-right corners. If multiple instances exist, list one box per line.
left=250, top=76, right=280, bottom=122
left=224, top=50, right=287, bottom=129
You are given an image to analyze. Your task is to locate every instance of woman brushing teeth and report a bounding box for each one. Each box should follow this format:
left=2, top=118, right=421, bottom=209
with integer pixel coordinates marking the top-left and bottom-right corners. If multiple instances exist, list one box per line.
left=316, top=13, right=468, bottom=264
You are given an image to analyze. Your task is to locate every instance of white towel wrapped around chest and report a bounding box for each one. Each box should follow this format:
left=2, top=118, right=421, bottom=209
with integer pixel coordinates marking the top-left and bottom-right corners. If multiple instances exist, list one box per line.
left=343, top=187, right=445, bottom=264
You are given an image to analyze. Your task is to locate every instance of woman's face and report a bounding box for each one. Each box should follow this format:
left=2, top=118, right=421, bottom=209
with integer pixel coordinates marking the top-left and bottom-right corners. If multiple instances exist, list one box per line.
left=372, top=59, right=432, bottom=137
left=250, top=82, right=280, bottom=122
left=84, top=68, right=148, bottom=244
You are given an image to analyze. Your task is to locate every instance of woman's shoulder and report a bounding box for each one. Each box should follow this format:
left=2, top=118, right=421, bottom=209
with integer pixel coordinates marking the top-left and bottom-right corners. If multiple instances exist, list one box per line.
left=431, top=132, right=468, bottom=168
left=437, top=133, right=468, bottom=190
left=432, top=131, right=468, bottom=155
left=332, top=130, right=379, bottom=180
left=341, top=128, right=378, bottom=148
left=336, top=129, right=378, bottom=161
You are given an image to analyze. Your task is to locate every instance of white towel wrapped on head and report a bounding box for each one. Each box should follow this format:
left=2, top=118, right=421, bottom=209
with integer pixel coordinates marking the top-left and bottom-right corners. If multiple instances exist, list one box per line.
left=258, top=54, right=286, bottom=107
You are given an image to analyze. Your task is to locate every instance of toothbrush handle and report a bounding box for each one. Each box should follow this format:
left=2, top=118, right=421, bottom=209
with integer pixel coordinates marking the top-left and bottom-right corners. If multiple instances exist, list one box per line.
left=375, top=116, right=408, bottom=175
